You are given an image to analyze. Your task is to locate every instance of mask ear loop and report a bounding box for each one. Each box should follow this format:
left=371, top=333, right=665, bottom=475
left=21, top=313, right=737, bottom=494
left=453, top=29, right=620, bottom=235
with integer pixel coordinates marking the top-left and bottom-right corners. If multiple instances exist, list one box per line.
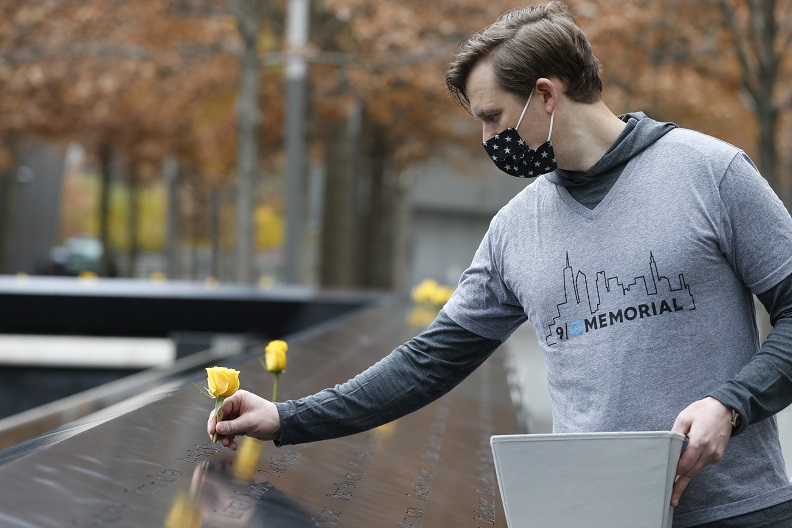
left=515, top=91, right=533, bottom=130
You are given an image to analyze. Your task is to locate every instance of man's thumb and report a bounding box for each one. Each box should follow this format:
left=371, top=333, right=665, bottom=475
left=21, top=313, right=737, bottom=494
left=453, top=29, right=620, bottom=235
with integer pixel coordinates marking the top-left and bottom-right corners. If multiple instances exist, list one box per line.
left=217, top=420, right=234, bottom=435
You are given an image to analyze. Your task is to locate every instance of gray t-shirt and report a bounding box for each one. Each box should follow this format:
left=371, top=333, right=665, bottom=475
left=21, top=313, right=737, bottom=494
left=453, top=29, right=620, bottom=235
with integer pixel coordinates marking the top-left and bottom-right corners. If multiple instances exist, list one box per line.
left=444, top=128, right=792, bottom=526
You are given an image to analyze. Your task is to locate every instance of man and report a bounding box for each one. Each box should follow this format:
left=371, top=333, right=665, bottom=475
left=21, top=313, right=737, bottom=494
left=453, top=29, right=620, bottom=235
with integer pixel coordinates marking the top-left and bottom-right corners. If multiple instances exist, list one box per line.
left=210, top=2, right=792, bottom=525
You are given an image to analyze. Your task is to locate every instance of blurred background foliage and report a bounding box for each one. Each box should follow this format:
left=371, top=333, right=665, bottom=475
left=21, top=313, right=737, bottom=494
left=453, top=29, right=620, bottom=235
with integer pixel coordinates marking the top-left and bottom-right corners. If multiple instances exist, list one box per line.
left=0, top=0, right=790, bottom=289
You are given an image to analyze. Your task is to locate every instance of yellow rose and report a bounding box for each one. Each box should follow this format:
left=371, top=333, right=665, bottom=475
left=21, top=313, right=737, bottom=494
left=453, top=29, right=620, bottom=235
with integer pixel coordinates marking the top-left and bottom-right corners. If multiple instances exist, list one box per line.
left=265, top=340, right=288, bottom=374
left=430, top=285, right=455, bottom=306
left=205, top=366, right=240, bottom=398
left=411, top=279, right=438, bottom=304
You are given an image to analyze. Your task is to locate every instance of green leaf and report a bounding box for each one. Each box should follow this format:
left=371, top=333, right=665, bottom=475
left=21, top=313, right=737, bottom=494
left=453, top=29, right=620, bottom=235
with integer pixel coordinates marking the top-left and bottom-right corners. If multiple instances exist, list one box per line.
left=193, top=382, right=214, bottom=399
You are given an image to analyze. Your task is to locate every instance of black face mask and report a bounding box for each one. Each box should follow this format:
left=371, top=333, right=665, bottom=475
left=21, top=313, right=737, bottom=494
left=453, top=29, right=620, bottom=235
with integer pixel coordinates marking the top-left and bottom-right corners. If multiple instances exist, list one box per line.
left=482, top=92, right=557, bottom=178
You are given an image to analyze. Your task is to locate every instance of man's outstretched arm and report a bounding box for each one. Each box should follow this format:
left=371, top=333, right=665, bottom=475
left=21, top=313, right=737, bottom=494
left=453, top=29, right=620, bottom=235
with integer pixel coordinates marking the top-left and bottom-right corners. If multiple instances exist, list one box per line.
left=208, top=309, right=502, bottom=449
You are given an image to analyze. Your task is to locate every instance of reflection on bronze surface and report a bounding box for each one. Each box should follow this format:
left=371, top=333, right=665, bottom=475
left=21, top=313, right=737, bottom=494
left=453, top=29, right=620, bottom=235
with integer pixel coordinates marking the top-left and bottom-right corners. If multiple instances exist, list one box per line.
left=0, top=303, right=518, bottom=527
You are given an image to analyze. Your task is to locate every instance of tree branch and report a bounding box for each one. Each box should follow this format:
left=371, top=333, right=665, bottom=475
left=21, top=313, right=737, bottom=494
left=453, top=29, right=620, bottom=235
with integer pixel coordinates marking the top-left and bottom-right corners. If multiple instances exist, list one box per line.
left=718, top=0, right=759, bottom=100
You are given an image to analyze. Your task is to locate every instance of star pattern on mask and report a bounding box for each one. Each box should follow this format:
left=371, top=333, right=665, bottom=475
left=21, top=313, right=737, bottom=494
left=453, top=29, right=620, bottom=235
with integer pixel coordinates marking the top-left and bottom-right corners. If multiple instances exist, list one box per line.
left=482, top=129, right=556, bottom=178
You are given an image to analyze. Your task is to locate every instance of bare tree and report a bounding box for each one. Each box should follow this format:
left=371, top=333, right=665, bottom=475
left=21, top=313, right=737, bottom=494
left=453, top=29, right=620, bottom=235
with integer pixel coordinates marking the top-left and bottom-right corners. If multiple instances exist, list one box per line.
left=718, top=0, right=792, bottom=204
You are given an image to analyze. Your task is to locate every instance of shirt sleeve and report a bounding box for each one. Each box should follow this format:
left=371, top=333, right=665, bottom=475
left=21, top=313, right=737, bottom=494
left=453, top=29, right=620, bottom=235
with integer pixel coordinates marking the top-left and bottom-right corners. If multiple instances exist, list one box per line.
left=715, top=152, right=792, bottom=293
left=274, top=309, right=502, bottom=445
left=708, top=152, right=792, bottom=435
left=443, top=220, right=528, bottom=341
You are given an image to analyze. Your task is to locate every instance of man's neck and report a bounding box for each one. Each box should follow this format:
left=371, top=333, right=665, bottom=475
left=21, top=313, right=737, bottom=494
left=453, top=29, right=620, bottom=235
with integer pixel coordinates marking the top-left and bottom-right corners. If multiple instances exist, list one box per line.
left=556, top=100, right=627, bottom=174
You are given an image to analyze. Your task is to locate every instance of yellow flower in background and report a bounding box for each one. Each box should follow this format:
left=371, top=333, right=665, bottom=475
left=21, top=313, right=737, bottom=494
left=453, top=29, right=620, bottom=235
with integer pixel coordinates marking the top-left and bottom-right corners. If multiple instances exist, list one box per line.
left=264, top=340, right=288, bottom=374
left=258, top=275, right=275, bottom=289
left=411, top=278, right=439, bottom=305
left=430, top=284, right=455, bottom=307
left=260, top=340, right=288, bottom=401
left=206, top=367, right=240, bottom=398
left=411, top=278, right=455, bottom=308
left=408, top=279, right=456, bottom=329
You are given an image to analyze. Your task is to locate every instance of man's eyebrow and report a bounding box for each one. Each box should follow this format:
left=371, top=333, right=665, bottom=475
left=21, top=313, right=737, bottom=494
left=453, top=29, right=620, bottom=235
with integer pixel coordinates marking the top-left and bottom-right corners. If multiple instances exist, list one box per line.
left=471, top=107, right=493, bottom=120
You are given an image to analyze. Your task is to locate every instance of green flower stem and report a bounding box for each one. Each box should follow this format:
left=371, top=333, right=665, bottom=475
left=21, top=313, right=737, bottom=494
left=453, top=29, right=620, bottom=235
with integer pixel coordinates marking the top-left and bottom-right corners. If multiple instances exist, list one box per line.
left=272, top=373, right=280, bottom=402
left=212, top=396, right=225, bottom=443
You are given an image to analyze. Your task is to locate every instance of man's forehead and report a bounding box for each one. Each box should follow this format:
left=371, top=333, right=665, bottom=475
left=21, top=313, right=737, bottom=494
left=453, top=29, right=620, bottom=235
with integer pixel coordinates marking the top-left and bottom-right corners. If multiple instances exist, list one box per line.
left=466, top=61, right=499, bottom=116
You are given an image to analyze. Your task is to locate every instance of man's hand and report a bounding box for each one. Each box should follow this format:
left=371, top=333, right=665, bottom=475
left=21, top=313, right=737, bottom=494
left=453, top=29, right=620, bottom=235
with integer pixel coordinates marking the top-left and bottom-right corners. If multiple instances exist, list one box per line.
left=207, top=390, right=282, bottom=450
left=670, top=396, right=733, bottom=507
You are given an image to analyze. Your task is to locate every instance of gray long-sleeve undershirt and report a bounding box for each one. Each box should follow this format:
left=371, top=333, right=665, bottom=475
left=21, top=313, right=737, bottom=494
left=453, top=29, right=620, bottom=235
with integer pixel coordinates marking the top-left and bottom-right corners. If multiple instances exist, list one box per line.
left=275, top=310, right=501, bottom=445
left=710, top=273, right=792, bottom=435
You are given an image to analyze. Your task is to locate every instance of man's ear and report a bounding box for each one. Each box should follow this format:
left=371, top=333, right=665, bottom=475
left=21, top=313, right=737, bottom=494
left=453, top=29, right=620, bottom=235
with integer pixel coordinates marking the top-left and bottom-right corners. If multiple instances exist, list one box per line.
left=534, top=77, right=560, bottom=113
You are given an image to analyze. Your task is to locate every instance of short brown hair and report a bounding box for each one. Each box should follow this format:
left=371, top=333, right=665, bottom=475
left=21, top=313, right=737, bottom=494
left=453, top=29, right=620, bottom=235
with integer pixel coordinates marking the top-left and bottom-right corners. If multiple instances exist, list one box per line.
left=445, top=1, right=602, bottom=110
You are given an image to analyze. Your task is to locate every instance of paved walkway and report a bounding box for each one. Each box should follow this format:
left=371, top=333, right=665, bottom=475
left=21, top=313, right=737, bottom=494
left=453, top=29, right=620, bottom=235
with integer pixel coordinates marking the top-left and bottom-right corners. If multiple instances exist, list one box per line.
left=503, top=322, right=792, bottom=478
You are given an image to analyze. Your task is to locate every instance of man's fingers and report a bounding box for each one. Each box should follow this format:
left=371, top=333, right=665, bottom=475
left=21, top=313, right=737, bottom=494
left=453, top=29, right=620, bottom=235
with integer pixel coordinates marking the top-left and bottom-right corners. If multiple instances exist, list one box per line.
left=671, top=412, right=692, bottom=437
left=672, top=446, right=699, bottom=506
left=675, top=440, right=699, bottom=476
left=668, top=397, right=734, bottom=507
left=673, top=451, right=712, bottom=507
left=672, top=472, right=694, bottom=507
left=672, top=437, right=723, bottom=507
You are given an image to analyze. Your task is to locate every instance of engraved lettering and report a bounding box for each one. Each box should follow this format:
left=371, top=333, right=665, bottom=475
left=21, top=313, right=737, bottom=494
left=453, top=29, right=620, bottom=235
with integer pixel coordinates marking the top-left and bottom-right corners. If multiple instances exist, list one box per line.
left=259, top=450, right=301, bottom=477
left=474, top=497, right=496, bottom=525
left=78, top=503, right=132, bottom=526
left=408, top=469, right=434, bottom=501
left=419, top=450, right=440, bottom=466
left=215, top=499, right=252, bottom=519
left=178, top=442, right=220, bottom=464
left=327, top=473, right=362, bottom=501
left=134, top=469, right=184, bottom=496
left=397, top=507, right=424, bottom=528
left=313, top=507, right=342, bottom=527
left=235, top=481, right=272, bottom=501
left=349, top=450, right=374, bottom=469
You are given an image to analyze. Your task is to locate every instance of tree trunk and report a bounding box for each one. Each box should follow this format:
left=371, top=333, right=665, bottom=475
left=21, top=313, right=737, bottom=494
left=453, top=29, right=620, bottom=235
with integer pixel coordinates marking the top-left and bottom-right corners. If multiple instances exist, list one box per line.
left=209, top=187, right=221, bottom=280
left=720, top=0, right=788, bottom=208
left=357, top=119, right=391, bottom=289
left=126, top=162, right=140, bottom=278
left=754, top=99, right=779, bottom=189
left=354, top=115, right=412, bottom=292
left=190, top=175, right=202, bottom=280
left=750, top=0, right=782, bottom=203
left=389, top=174, right=411, bottom=292
left=164, top=155, right=180, bottom=279
left=0, top=139, right=18, bottom=273
left=97, top=142, right=114, bottom=277
left=319, top=117, right=356, bottom=287
left=233, top=0, right=262, bottom=284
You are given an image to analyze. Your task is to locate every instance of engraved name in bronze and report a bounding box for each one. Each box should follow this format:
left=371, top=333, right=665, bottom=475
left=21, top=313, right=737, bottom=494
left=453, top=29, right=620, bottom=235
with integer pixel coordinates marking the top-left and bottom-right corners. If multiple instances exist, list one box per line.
left=327, top=472, right=362, bottom=501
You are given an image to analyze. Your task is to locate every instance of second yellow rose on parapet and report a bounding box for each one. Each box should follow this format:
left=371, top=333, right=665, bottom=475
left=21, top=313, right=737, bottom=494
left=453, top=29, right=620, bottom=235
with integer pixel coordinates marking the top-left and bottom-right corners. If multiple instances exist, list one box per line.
left=264, top=340, right=288, bottom=374
left=260, top=340, right=288, bottom=401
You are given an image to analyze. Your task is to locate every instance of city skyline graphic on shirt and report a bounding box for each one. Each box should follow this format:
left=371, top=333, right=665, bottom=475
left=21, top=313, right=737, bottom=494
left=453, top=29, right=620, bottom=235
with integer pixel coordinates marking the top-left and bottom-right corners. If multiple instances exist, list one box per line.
left=545, top=252, right=696, bottom=346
